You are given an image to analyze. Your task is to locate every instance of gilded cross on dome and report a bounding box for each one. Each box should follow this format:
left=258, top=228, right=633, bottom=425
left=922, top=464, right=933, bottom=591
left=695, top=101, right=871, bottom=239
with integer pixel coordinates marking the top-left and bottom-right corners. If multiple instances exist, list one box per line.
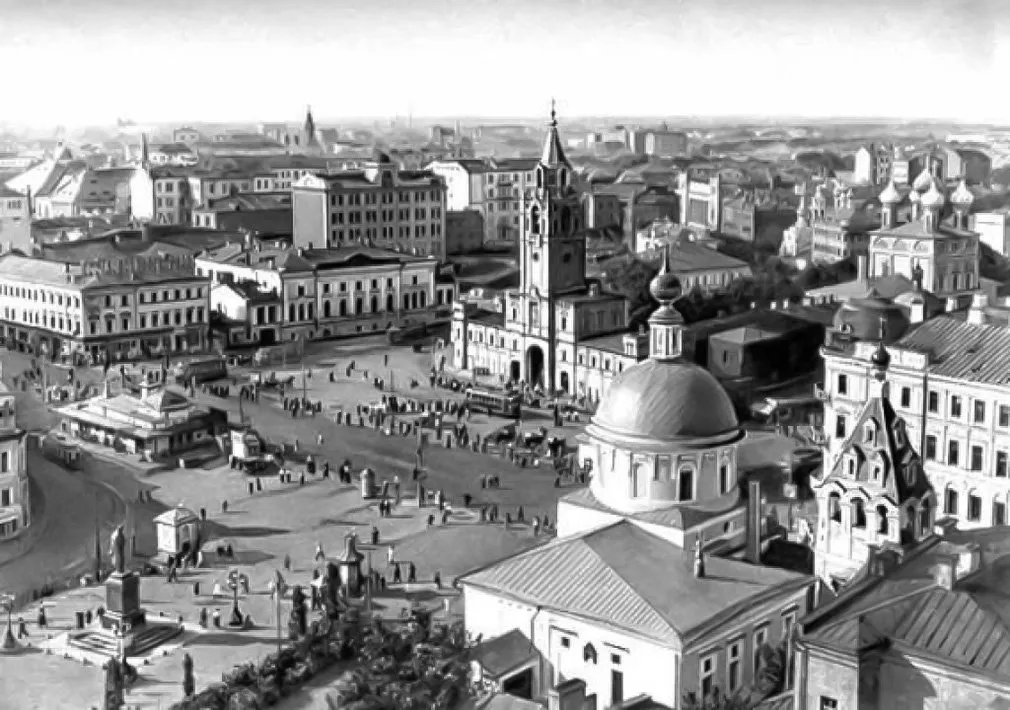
left=550, top=98, right=557, bottom=127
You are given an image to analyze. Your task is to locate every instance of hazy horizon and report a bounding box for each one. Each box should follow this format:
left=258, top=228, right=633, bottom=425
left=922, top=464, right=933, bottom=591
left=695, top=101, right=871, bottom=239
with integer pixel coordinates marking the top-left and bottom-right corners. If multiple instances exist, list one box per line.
left=4, top=0, right=1008, bottom=127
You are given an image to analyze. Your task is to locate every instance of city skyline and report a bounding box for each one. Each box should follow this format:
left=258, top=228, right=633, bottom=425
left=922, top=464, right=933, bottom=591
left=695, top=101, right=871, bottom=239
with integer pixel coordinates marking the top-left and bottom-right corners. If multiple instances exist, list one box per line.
left=4, top=0, right=1009, bottom=127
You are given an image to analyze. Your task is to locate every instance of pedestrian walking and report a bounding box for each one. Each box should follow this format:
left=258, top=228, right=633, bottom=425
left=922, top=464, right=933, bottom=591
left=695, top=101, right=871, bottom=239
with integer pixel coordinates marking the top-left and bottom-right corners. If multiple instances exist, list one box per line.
left=212, top=609, right=221, bottom=628
left=222, top=500, right=229, bottom=513
left=248, top=481, right=254, bottom=495
left=393, top=564, right=402, bottom=584
left=37, top=606, right=47, bottom=629
left=256, top=477, right=262, bottom=492
left=408, top=562, right=417, bottom=583
left=284, top=554, right=291, bottom=572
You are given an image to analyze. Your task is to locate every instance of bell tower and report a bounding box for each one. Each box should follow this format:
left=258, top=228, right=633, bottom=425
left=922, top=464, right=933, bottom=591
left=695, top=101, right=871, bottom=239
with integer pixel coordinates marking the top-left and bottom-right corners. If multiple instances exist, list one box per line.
left=520, top=101, right=586, bottom=299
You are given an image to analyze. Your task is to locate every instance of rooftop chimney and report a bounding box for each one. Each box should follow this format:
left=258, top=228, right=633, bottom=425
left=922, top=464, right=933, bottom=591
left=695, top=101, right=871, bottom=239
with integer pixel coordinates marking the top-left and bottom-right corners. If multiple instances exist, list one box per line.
left=343, top=532, right=358, bottom=559
left=931, top=554, right=958, bottom=591
left=693, top=536, right=706, bottom=578
left=745, top=480, right=763, bottom=564
left=967, top=293, right=989, bottom=325
left=102, top=378, right=111, bottom=399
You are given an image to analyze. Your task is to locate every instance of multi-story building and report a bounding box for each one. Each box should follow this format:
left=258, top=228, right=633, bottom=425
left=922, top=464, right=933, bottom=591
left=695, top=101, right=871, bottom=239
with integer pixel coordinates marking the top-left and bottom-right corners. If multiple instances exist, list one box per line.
left=0, top=382, right=29, bottom=540
left=675, top=173, right=722, bottom=232
left=425, top=157, right=538, bottom=246
left=807, top=183, right=878, bottom=264
left=643, top=129, right=688, bottom=157
left=851, top=143, right=892, bottom=185
left=821, top=306, right=1010, bottom=534
left=973, top=207, right=1010, bottom=256
left=870, top=177, right=979, bottom=303
left=0, top=248, right=211, bottom=362
left=197, top=238, right=452, bottom=342
left=31, top=161, right=88, bottom=219
left=150, top=167, right=195, bottom=225
left=209, top=280, right=283, bottom=347
left=291, top=160, right=446, bottom=260
left=0, top=185, right=31, bottom=253
left=580, top=192, right=622, bottom=231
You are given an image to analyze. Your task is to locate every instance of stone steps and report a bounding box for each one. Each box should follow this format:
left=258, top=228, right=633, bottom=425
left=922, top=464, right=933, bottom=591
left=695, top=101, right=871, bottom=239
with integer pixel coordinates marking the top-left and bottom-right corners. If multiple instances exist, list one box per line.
left=70, top=622, right=183, bottom=658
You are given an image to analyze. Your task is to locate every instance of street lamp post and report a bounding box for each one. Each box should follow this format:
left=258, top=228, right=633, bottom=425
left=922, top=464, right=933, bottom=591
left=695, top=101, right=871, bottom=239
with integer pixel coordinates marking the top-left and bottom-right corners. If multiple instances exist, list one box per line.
left=227, top=568, right=248, bottom=627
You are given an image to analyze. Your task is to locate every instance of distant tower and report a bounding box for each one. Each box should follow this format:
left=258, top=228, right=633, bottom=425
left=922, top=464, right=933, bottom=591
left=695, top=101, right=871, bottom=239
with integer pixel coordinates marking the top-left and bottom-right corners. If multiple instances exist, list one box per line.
left=140, top=134, right=149, bottom=168
left=303, top=106, right=318, bottom=151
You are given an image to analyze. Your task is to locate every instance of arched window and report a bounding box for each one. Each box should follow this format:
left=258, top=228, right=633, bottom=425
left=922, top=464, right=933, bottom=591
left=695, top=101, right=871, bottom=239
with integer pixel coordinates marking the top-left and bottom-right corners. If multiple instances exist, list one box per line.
left=536, top=168, right=543, bottom=190
left=877, top=505, right=890, bottom=534
left=828, top=492, right=842, bottom=522
left=386, top=294, right=394, bottom=312
left=719, top=462, right=733, bottom=495
left=530, top=205, right=541, bottom=234
left=323, top=301, right=331, bottom=318
left=583, top=643, right=598, bottom=664
left=355, top=298, right=363, bottom=315
left=339, top=300, right=347, bottom=317
left=370, top=296, right=378, bottom=313
left=852, top=498, right=866, bottom=528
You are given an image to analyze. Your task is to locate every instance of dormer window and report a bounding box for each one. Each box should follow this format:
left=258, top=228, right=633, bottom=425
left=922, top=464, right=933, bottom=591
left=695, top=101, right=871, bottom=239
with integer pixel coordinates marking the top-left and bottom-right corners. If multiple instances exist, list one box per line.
left=828, top=492, right=842, bottom=522
left=852, top=498, right=867, bottom=528
left=863, top=423, right=875, bottom=444
left=847, top=458, right=856, bottom=477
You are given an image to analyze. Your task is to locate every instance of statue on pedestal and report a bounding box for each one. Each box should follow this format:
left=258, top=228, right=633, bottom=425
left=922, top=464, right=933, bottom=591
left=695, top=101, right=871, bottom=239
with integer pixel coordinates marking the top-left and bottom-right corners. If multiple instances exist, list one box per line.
left=109, top=525, right=126, bottom=575
left=321, top=562, right=342, bottom=620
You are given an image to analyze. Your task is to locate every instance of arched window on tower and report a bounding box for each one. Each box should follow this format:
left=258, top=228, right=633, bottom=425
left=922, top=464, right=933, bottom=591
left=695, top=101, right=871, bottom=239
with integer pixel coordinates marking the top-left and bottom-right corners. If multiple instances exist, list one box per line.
left=852, top=498, right=866, bottom=528
left=536, top=168, right=543, bottom=190
left=530, top=205, right=541, bottom=235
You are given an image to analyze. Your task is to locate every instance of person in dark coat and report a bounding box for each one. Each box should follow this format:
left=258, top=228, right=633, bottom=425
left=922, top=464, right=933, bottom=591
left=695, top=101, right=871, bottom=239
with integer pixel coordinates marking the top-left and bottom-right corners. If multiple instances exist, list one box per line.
left=393, top=564, right=402, bottom=584
left=408, top=562, right=416, bottom=583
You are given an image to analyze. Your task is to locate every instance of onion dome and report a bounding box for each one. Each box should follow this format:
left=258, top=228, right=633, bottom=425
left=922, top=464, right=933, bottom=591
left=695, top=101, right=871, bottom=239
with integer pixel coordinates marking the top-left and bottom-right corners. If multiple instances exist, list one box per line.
left=649, top=244, right=683, bottom=304
left=879, top=180, right=901, bottom=204
left=951, top=179, right=974, bottom=207
left=912, top=168, right=934, bottom=192
left=871, top=341, right=891, bottom=371
left=920, top=178, right=945, bottom=208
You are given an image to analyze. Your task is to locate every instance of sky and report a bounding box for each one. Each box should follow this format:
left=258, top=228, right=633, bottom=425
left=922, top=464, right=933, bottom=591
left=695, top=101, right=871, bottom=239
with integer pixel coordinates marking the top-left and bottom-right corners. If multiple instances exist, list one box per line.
left=2, top=0, right=1009, bottom=127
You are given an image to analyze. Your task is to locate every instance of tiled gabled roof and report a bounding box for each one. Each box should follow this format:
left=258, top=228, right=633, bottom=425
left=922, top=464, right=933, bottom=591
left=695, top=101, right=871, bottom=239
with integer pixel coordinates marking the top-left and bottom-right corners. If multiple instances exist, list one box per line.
left=894, top=315, right=1010, bottom=386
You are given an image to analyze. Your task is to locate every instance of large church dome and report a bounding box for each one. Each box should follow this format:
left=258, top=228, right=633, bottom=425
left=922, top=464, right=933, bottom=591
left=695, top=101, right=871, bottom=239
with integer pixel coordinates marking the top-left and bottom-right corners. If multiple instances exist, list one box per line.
left=590, top=359, right=740, bottom=443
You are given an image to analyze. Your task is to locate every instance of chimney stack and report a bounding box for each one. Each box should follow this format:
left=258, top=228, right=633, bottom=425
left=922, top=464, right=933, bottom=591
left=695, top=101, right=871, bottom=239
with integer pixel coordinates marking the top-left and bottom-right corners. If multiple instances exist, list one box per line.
left=745, top=480, right=763, bottom=564
left=967, top=293, right=989, bottom=325
left=931, top=554, right=958, bottom=591
left=856, top=254, right=868, bottom=283
left=693, top=536, right=706, bottom=578
left=102, top=378, right=111, bottom=399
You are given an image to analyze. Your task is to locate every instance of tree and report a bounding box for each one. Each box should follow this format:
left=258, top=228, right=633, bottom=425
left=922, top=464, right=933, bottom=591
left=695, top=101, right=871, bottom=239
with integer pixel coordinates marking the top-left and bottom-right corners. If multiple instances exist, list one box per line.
left=754, top=642, right=787, bottom=698
left=682, top=687, right=751, bottom=710
left=183, top=653, right=195, bottom=698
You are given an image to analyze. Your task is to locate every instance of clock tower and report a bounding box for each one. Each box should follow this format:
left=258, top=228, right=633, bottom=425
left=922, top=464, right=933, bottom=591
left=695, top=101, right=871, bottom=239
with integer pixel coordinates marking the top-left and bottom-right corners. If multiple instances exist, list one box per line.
left=506, top=102, right=587, bottom=390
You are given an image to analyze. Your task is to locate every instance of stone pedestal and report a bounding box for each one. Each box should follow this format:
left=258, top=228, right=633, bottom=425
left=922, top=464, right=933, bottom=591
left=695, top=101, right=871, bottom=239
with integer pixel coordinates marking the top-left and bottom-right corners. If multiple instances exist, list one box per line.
left=102, top=571, right=146, bottom=631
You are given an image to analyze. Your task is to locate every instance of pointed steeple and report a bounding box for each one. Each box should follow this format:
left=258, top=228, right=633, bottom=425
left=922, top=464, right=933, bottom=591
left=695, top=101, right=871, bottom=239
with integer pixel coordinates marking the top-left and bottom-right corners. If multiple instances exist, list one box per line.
left=140, top=133, right=149, bottom=166
left=647, top=245, right=685, bottom=361
left=304, top=105, right=317, bottom=148
left=540, top=99, right=569, bottom=168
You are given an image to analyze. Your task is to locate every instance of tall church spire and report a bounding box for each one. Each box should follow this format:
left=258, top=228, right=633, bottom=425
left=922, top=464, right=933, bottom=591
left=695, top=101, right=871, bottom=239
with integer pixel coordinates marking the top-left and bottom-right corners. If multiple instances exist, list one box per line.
left=540, top=99, right=568, bottom=168
left=304, top=105, right=318, bottom=149
left=647, top=245, right=685, bottom=361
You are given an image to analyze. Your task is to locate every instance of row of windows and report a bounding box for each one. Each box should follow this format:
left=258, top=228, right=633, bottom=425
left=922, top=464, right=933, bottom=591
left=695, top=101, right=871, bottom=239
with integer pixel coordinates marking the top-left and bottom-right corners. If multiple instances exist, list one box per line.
left=87, top=308, right=205, bottom=334
left=826, top=494, right=930, bottom=535
left=330, top=225, right=442, bottom=242
left=486, top=172, right=533, bottom=184
left=3, top=309, right=80, bottom=334
left=332, top=208, right=441, bottom=224
left=329, top=190, right=440, bottom=207
left=291, top=276, right=421, bottom=298
left=1, top=286, right=81, bottom=308
left=104, top=288, right=204, bottom=307
left=942, top=487, right=1006, bottom=524
left=836, top=374, right=1010, bottom=428
left=287, top=292, right=429, bottom=322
